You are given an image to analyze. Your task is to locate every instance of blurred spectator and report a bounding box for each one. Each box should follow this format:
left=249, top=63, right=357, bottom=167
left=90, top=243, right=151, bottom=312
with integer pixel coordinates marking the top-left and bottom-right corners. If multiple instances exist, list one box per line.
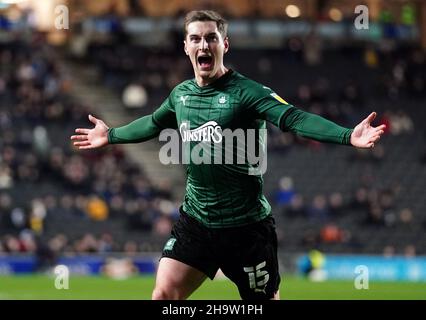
left=4, top=235, right=22, bottom=253
left=328, top=192, right=345, bottom=216
left=364, top=48, right=378, bottom=68
left=123, top=240, right=138, bottom=256
left=399, top=208, right=414, bottom=226
left=388, top=111, right=414, bottom=135
left=365, top=204, right=384, bottom=226
left=303, top=29, right=322, bottom=66
left=284, top=194, right=306, bottom=218
left=102, top=257, right=137, bottom=280
left=122, top=83, right=148, bottom=109
left=404, top=245, right=416, bottom=258
left=75, top=233, right=99, bottom=253
left=86, top=196, right=109, bottom=221
left=350, top=187, right=369, bottom=211
left=48, top=234, right=69, bottom=254
left=32, top=125, right=50, bottom=158
left=320, top=223, right=343, bottom=244
left=306, top=194, right=330, bottom=222
left=35, top=237, right=57, bottom=272
left=98, top=233, right=114, bottom=253
left=275, top=176, right=296, bottom=206
left=383, top=245, right=395, bottom=258
left=0, top=164, right=13, bottom=189
left=299, top=249, right=326, bottom=281
left=10, top=207, right=27, bottom=230
left=29, top=198, right=47, bottom=234
left=0, top=193, right=12, bottom=227
left=153, top=215, right=173, bottom=236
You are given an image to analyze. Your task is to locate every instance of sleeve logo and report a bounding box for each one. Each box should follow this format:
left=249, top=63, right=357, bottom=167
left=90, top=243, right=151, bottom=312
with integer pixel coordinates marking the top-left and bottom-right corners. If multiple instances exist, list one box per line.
left=164, top=238, right=176, bottom=251
left=270, top=93, right=288, bottom=105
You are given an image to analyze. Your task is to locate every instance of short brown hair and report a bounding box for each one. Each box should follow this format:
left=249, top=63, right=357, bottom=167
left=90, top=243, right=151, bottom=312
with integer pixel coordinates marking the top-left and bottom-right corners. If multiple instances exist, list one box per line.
left=184, top=10, right=228, bottom=39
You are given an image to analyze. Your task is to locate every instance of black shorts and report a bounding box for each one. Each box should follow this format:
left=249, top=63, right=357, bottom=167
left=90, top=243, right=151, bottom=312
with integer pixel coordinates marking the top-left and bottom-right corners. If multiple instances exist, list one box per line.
left=161, top=209, right=281, bottom=300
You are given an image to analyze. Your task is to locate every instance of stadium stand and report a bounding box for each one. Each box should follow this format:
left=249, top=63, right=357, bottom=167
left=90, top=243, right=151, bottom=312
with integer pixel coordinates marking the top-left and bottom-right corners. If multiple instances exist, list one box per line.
left=77, top=39, right=425, bottom=255
left=0, top=12, right=425, bottom=263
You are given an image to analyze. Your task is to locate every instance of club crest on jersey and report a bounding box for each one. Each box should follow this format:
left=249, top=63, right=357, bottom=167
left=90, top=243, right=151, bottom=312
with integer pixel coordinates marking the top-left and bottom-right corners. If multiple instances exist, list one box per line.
left=215, top=94, right=230, bottom=108
left=180, top=121, right=222, bottom=143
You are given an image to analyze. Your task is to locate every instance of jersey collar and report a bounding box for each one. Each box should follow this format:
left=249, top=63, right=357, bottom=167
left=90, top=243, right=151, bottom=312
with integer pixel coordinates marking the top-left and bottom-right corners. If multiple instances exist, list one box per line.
left=192, top=69, right=234, bottom=92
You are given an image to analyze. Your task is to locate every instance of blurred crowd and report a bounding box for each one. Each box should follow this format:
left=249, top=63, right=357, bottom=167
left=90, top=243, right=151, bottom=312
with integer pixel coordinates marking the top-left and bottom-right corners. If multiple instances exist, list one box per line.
left=0, top=34, right=179, bottom=256
left=0, top=26, right=425, bottom=257
left=274, top=174, right=420, bottom=255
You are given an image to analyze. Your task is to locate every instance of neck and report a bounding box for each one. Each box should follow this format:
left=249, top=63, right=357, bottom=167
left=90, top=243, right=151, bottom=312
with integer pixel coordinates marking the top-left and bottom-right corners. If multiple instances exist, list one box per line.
left=196, top=66, right=228, bottom=87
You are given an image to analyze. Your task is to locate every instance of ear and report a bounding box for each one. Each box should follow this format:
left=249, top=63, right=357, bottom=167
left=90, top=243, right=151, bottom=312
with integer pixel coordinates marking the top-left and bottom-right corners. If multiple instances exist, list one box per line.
left=183, top=40, right=189, bottom=56
left=223, top=37, right=229, bottom=54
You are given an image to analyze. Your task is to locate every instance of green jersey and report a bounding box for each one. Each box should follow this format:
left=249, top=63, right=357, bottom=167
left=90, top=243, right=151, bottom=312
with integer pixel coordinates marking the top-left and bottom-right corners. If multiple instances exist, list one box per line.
left=153, top=70, right=290, bottom=227
left=108, top=70, right=353, bottom=228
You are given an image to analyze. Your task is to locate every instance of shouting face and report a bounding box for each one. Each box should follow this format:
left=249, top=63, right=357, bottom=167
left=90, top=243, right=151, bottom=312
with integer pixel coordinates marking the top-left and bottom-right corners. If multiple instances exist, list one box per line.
left=184, top=20, right=229, bottom=87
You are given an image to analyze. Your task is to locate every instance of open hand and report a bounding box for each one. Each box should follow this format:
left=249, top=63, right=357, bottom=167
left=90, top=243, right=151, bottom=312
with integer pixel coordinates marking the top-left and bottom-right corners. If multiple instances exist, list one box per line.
left=350, top=112, right=386, bottom=148
left=70, top=115, right=109, bottom=149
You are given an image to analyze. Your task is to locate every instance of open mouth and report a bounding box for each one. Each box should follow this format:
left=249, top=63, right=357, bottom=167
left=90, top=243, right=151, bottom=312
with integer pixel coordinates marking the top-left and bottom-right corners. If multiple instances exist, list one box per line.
left=197, top=55, right=213, bottom=69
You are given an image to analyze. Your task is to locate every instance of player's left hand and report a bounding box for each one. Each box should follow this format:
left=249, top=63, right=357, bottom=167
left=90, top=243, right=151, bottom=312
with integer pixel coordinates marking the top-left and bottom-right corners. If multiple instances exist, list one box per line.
left=350, top=112, right=386, bottom=148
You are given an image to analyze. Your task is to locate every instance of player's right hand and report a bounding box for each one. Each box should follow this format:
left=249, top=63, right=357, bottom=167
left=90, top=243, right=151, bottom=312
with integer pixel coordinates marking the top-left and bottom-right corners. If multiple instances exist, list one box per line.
left=70, top=114, right=109, bottom=149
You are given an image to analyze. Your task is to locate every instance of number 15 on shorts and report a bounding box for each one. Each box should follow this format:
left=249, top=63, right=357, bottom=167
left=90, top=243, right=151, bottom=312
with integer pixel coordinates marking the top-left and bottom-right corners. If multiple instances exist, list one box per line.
left=244, top=261, right=269, bottom=293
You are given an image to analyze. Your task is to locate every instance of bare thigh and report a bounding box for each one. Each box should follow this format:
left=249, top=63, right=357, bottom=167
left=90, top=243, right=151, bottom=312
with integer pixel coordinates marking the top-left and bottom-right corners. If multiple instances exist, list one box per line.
left=273, top=290, right=280, bottom=300
left=152, top=257, right=208, bottom=300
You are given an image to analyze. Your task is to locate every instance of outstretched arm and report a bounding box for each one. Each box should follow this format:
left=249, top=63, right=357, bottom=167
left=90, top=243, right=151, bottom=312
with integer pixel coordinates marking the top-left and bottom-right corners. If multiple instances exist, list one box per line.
left=240, top=80, right=385, bottom=148
left=71, top=114, right=109, bottom=150
left=282, top=108, right=385, bottom=148
left=350, top=112, right=386, bottom=148
left=70, top=113, right=163, bottom=149
left=70, top=93, right=177, bottom=149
